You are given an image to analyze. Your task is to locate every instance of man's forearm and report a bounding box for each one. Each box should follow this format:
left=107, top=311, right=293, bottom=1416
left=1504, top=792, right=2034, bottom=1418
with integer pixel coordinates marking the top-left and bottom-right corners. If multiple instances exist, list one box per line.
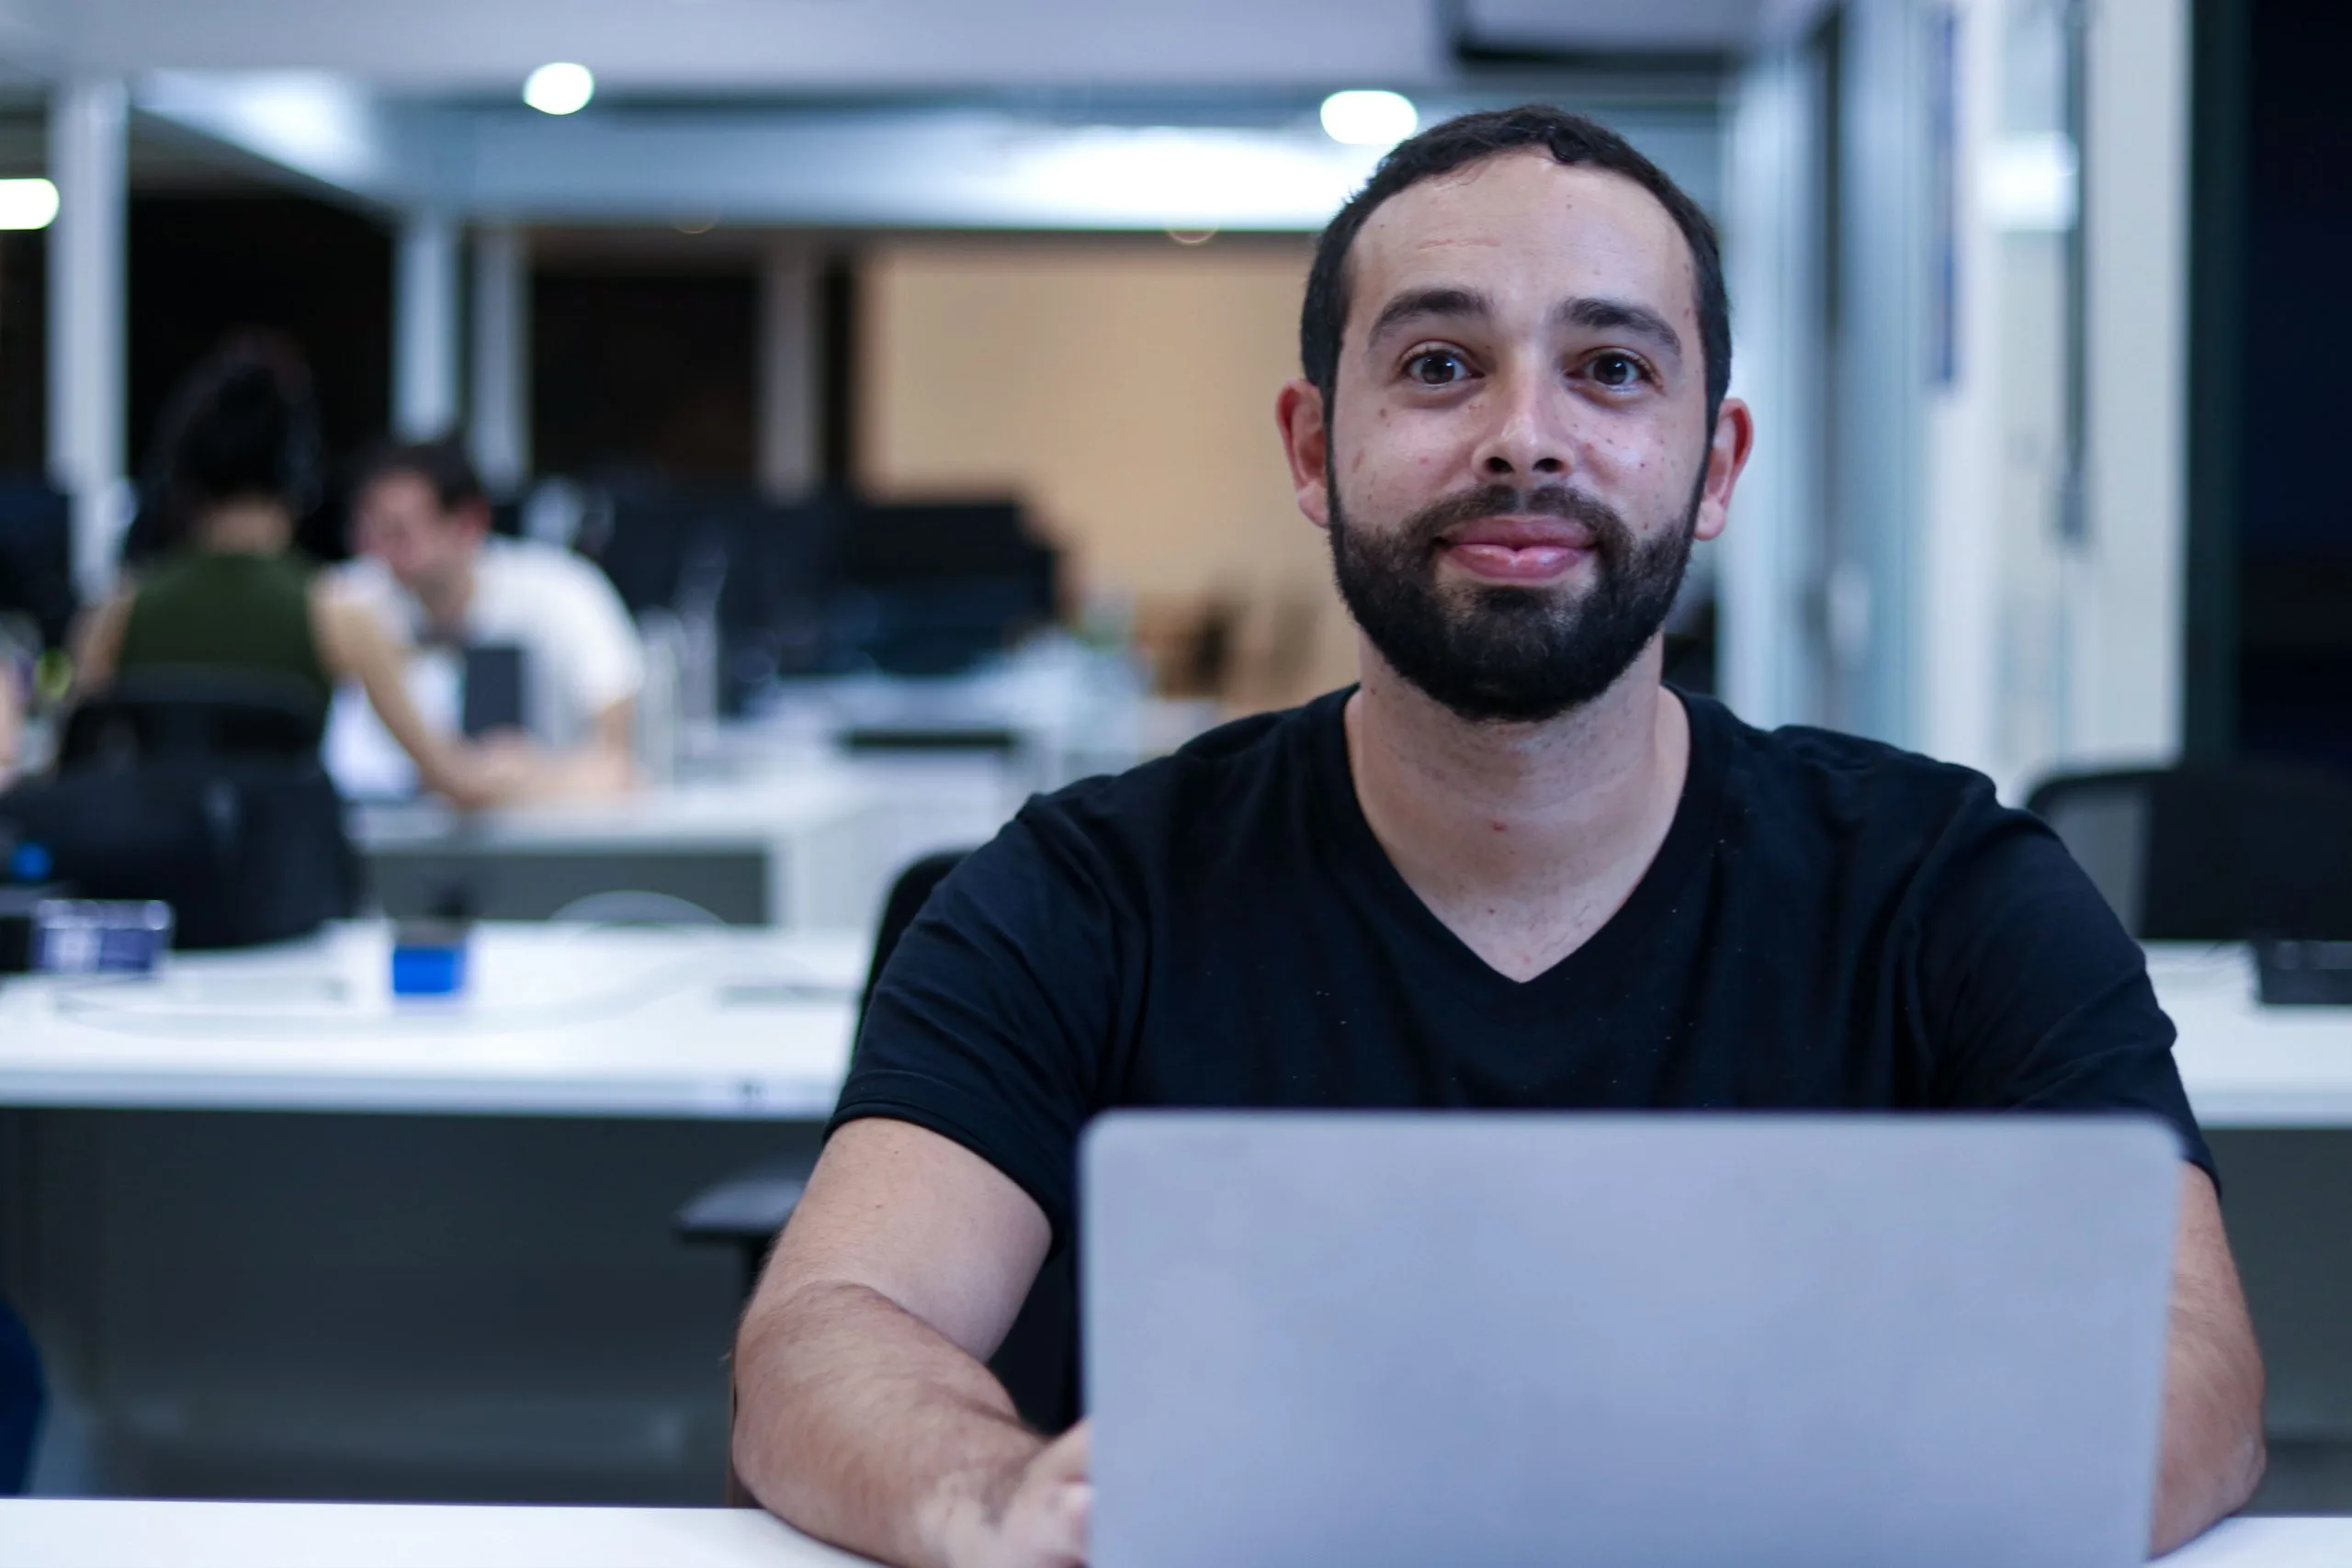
left=734, top=1278, right=1042, bottom=1568
left=2150, top=1169, right=2267, bottom=1556
left=2151, top=1305, right=2267, bottom=1555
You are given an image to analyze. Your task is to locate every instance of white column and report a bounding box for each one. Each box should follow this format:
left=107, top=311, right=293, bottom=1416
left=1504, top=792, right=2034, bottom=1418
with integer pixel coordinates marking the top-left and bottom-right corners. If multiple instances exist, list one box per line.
left=468, top=223, right=530, bottom=491
left=1916, top=0, right=2005, bottom=777
left=47, top=78, right=130, bottom=603
left=757, top=243, right=820, bottom=499
left=2074, top=0, right=2190, bottom=767
left=1722, top=43, right=1828, bottom=732
left=393, top=210, right=461, bottom=440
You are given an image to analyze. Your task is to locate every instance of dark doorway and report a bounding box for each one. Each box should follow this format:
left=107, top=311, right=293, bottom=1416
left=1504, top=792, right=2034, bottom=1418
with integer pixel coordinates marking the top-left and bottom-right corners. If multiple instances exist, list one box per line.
left=129, top=195, right=394, bottom=473
left=530, top=270, right=758, bottom=486
left=2188, top=0, right=2352, bottom=777
left=0, top=230, right=45, bottom=474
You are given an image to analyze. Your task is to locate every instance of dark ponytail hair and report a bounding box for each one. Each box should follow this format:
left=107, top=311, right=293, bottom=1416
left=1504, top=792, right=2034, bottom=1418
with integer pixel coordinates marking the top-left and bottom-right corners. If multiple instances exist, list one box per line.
left=125, top=333, right=322, bottom=565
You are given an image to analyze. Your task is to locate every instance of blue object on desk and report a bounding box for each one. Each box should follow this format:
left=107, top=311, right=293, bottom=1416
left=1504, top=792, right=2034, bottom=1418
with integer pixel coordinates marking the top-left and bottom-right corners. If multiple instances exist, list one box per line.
left=391, top=920, right=471, bottom=996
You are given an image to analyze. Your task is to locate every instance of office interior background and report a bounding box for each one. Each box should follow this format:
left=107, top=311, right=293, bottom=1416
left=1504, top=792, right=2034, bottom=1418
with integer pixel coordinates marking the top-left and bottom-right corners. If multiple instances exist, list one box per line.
left=0, top=0, right=2346, bottom=1533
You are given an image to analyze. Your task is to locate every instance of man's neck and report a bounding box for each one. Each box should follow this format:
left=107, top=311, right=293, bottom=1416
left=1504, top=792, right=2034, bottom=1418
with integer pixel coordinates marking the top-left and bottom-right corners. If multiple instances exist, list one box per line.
left=1342, top=639, right=1690, bottom=982
left=414, top=554, right=479, bottom=640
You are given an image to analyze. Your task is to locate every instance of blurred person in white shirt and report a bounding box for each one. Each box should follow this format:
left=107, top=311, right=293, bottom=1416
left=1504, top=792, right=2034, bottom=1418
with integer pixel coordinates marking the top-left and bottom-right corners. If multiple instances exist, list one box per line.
left=340, top=437, right=641, bottom=799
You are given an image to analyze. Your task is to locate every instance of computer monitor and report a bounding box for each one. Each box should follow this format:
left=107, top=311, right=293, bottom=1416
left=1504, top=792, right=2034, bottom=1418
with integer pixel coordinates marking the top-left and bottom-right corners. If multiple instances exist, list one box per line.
left=0, top=479, right=76, bottom=649
left=831, top=500, right=1058, bottom=676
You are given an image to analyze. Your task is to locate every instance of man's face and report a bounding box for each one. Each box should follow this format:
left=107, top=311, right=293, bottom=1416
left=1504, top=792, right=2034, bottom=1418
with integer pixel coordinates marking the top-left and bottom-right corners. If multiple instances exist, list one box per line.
left=351, top=469, right=481, bottom=598
left=1283, top=152, right=1747, bottom=724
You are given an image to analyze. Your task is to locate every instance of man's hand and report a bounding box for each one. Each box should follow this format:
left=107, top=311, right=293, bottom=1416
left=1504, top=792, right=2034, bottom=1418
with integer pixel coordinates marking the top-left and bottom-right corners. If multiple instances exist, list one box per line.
left=936, top=1422, right=1091, bottom=1568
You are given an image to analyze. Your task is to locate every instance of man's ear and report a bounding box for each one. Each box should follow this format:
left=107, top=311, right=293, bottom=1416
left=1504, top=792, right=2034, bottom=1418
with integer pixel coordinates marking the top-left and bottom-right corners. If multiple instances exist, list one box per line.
left=455, top=498, right=496, bottom=540
left=1275, top=378, right=1332, bottom=530
left=1692, top=395, right=1755, bottom=545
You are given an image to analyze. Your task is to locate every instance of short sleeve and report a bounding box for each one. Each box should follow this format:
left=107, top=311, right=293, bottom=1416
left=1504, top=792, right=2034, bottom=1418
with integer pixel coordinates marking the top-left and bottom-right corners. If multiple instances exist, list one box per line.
left=548, top=559, right=644, bottom=717
left=1912, top=785, right=2215, bottom=1178
left=826, top=803, right=1123, bottom=1246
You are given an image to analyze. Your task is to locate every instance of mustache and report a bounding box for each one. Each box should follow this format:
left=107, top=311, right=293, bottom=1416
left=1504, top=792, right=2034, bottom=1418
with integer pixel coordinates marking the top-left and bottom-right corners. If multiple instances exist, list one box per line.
left=1396, top=484, right=1634, bottom=558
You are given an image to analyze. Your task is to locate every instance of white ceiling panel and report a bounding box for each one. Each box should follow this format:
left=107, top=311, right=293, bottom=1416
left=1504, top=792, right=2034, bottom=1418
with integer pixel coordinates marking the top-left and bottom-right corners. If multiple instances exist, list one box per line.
left=43, top=0, right=1444, bottom=90
left=6, top=0, right=1811, bottom=91
left=1460, top=0, right=1766, bottom=55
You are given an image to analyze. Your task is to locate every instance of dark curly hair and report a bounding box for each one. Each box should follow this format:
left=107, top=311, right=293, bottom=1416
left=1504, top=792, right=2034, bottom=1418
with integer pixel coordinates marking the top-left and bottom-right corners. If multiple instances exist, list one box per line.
left=128, top=334, right=322, bottom=563
left=1299, top=105, right=1730, bottom=426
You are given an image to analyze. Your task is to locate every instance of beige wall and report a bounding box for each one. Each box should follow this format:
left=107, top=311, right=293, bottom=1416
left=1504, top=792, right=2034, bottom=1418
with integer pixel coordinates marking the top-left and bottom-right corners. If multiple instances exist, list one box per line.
left=858, top=237, right=1358, bottom=704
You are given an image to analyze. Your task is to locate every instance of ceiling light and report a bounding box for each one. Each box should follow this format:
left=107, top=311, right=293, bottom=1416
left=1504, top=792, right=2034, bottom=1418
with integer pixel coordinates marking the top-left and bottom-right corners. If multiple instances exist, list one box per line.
left=1320, top=90, right=1417, bottom=148
left=0, top=179, right=58, bottom=230
left=524, top=62, right=594, bottom=117
left=1983, top=132, right=2078, bottom=232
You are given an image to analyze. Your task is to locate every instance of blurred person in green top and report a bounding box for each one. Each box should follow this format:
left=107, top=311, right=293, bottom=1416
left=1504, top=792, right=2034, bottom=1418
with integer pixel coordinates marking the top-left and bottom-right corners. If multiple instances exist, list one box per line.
left=71, top=338, right=530, bottom=809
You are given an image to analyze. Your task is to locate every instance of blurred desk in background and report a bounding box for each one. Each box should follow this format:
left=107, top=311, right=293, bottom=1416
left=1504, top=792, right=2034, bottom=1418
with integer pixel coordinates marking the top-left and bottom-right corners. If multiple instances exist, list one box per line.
left=0, top=1499, right=2337, bottom=1566
left=4, top=940, right=2346, bottom=1510
left=356, top=761, right=1013, bottom=930
left=2154, top=945, right=2352, bottom=1128
left=0, top=922, right=866, bottom=1505
left=0, top=921, right=863, bottom=1118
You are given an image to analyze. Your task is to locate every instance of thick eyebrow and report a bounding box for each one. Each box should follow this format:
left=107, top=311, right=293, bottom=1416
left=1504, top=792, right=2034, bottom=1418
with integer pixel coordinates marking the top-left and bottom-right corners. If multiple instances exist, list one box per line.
left=1364, top=286, right=1492, bottom=344
left=1556, top=296, right=1685, bottom=363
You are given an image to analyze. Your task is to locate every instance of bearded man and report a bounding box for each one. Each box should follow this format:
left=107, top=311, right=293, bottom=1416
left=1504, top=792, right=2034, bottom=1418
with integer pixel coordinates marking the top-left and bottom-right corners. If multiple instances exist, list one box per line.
left=729, top=106, right=2265, bottom=1566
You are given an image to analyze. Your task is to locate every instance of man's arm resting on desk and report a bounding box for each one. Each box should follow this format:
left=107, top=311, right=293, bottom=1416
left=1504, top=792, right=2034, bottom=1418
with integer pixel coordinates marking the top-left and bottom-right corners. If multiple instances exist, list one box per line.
left=733, top=1119, right=1089, bottom=1568
left=2154, top=1165, right=2267, bottom=1556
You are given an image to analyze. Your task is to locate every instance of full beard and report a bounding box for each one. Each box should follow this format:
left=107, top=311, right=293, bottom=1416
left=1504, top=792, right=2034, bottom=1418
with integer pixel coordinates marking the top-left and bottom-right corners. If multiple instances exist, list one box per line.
left=1327, top=472, right=1702, bottom=725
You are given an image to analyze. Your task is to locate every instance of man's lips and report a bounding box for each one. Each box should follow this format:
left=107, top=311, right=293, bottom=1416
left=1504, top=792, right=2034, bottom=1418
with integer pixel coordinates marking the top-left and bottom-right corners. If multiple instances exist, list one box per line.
left=1437, top=516, right=1596, bottom=581
left=1440, top=516, right=1596, bottom=550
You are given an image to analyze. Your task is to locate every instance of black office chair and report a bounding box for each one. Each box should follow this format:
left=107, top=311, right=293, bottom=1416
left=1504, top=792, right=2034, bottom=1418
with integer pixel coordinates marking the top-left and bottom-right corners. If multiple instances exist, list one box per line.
left=683, top=847, right=1080, bottom=1434
left=57, top=667, right=326, bottom=766
left=676, top=849, right=972, bottom=1295
left=2025, top=762, right=2352, bottom=941
left=3, top=668, right=359, bottom=947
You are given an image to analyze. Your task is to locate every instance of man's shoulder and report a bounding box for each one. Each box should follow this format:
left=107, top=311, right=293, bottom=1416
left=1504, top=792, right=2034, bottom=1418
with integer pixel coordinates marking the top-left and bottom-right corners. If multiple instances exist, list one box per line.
left=322, top=557, right=412, bottom=627
left=481, top=538, right=616, bottom=599
left=1695, top=694, right=2019, bottom=866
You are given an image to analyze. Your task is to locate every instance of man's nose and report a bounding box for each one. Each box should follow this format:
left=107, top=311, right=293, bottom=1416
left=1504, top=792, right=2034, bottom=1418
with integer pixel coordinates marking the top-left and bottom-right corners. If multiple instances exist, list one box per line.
left=1467, top=364, right=1572, bottom=483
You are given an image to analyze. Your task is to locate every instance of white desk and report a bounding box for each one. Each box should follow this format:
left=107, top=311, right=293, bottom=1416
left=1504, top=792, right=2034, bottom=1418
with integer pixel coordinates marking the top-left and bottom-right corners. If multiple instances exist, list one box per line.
left=0, top=1500, right=2335, bottom=1567
left=0, top=921, right=864, bottom=1119
left=2150, top=946, right=2352, bottom=1130
left=356, top=761, right=1012, bottom=931
left=0, top=933, right=2343, bottom=1127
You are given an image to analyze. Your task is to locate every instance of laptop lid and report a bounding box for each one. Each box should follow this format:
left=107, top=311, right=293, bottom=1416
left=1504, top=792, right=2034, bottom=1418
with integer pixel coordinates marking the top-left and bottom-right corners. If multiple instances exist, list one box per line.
left=1082, top=1113, right=2180, bottom=1568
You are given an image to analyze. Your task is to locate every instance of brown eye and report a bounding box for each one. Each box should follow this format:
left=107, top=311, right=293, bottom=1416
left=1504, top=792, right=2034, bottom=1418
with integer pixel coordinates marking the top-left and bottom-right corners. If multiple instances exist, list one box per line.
left=1589, top=352, right=1644, bottom=389
left=1405, top=350, right=1468, bottom=387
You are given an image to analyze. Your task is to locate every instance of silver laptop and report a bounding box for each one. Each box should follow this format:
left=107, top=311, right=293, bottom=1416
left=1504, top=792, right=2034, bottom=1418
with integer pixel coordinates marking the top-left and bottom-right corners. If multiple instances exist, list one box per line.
left=1082, top=1113, right=2181, bottom=1568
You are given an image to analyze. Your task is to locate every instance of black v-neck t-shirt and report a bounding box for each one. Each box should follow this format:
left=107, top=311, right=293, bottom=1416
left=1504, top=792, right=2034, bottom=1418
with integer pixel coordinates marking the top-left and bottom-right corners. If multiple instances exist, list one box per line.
left=833, top=687, right=2211, bottom=1251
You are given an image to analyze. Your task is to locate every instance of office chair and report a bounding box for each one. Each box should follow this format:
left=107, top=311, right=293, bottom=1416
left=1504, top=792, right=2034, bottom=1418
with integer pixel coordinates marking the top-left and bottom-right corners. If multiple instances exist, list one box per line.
left=4, top=669, right=359, bottom=947
left=2026, top=761, right=2352, bottom=941
left=57, top=667, right=326, bottom=766
left=676, top=848, right=973, bottom=1296
left=681, top=848, right=1080, bottom=1435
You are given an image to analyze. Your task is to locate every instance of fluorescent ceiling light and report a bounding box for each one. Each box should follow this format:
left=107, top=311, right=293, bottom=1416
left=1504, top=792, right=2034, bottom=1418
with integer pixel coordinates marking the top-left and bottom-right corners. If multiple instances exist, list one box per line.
left=0, top=178, right=58, bottom=230
left=1002, top=127, right=1380, bottom=230
left=524, top=62, right=594, bottom=116
left=1320, top=89, right=1417, bottom=148
left=1983, top=133, right=2077, bottom=232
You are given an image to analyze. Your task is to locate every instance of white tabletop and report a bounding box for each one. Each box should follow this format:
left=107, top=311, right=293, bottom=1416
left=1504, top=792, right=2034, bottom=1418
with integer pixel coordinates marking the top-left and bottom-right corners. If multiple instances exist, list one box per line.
left=0, top=922, right=864, bottom=1120
left=0, top=1499, right=2333, bottom=1566
left=0, top=931, right=2343, bottom=1128
left=0, top=1500, right=859, bottom=1567
left=350, top=775, right=873, bottom=852
left=2147, top=945, right=2352, bottom=1129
